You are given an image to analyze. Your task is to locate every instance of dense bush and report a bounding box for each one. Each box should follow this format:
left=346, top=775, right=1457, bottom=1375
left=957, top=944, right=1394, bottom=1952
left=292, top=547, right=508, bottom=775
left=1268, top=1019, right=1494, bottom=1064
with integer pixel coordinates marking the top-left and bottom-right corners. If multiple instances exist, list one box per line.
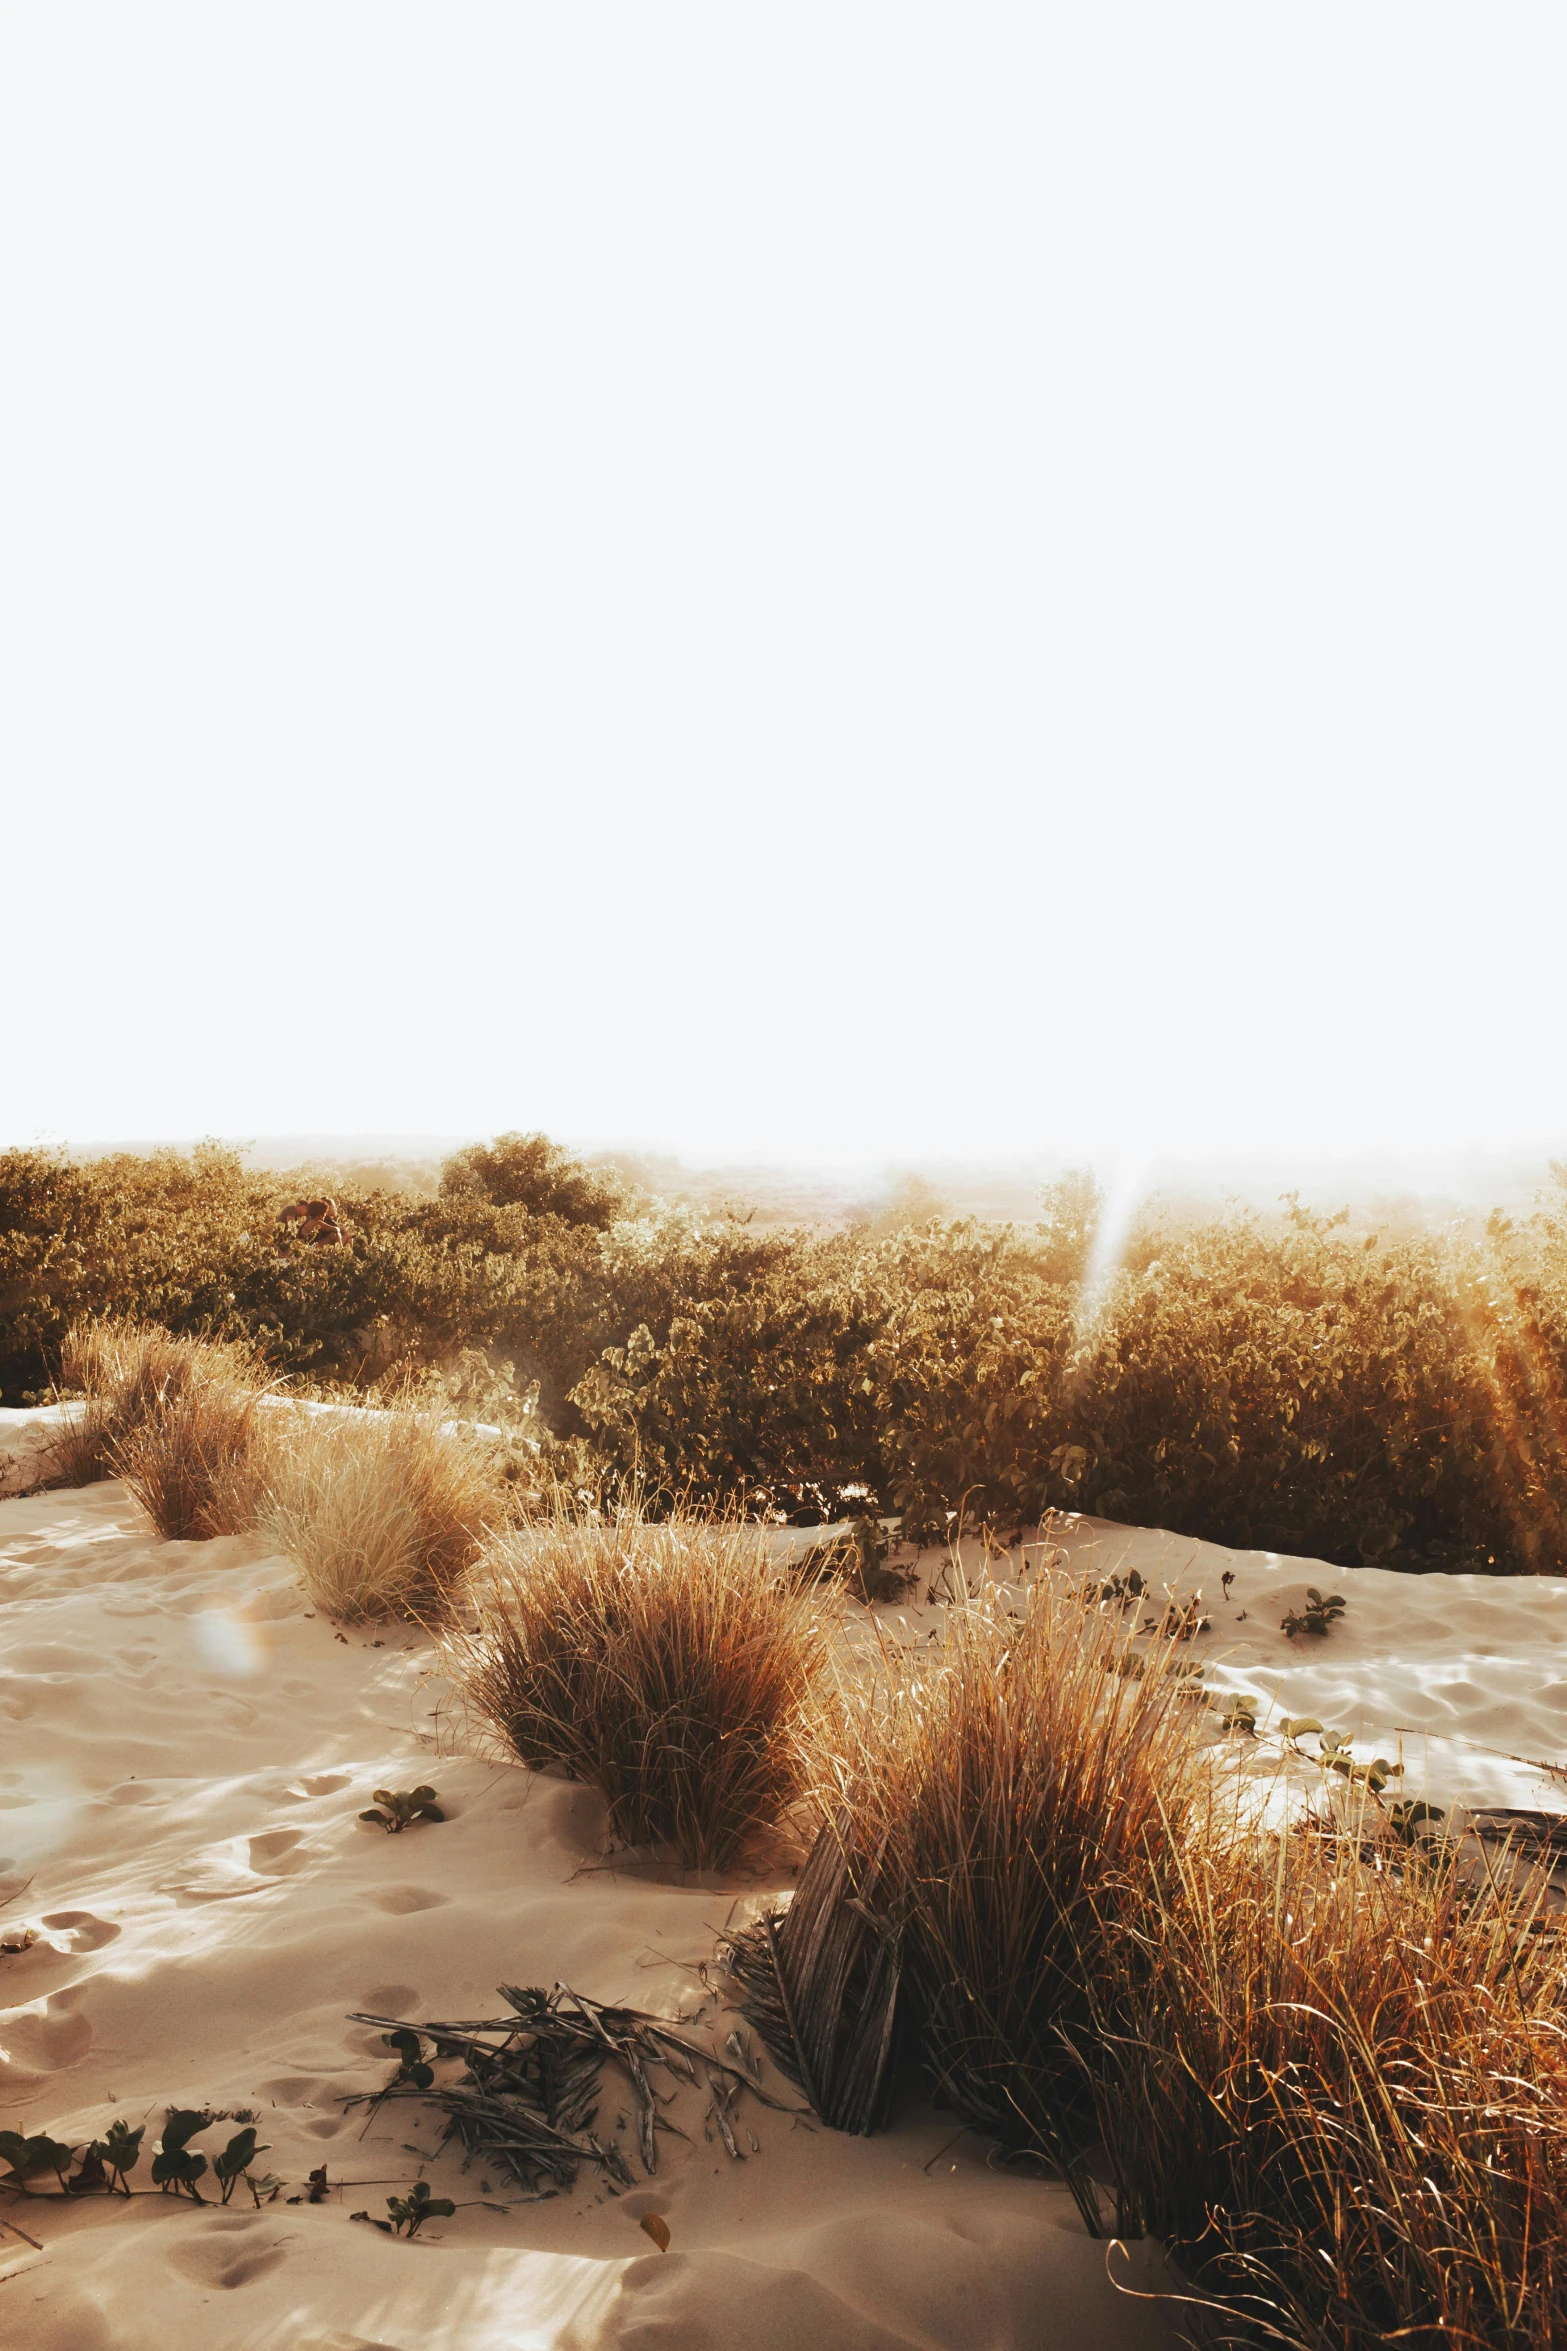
left=9, top=1136, right=1567, bottom=1572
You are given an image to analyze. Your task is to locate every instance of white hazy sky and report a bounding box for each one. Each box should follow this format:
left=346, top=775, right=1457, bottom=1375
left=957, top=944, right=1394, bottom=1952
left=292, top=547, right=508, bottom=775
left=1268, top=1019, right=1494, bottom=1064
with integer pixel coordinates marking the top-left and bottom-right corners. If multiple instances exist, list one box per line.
left=4, top=7, right=1564, bottom=1176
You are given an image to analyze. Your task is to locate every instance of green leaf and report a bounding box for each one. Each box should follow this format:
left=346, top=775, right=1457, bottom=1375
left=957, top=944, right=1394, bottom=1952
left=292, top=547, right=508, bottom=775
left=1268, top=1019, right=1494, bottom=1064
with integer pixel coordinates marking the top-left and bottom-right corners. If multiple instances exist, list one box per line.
left=159, top=2110, right=211, bottom=2157
left=0, top=2130, right=74, bottom=2183
left=94, top=2120, right=144, bottom=2179
left=1279, top=1717, right=1322, bottom=1739
left=152, top=2111, right=212, bottom=2194
left=214, top=2127, right=264, bottom=2183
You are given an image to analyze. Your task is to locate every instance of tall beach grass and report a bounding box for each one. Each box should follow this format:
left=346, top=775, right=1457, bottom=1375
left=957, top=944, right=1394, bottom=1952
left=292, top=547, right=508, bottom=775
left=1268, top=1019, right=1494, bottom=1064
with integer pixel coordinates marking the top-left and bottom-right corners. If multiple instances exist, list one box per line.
left=259, top=1403, right=499, bottom=1622
left=777, top=1581, right=1567, bottom=2344
left=450, top=1504, right=832, bottom=1871
left=50, top=1319, right=273, bottom=1538
left=800, top=1582, right=1203, bottom=2216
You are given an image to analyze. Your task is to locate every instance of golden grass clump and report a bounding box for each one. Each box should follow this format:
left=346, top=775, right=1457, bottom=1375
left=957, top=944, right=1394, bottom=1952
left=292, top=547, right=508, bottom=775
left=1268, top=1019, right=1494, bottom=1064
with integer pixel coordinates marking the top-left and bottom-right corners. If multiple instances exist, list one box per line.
left=1090, top=1808, right=1567, bottom=2349
left=50, top=1319, right=272, bottom=1538
left=258, top=1403, right=499, bottom=1623
left=115, top=1382, right=274, bottom=1541
left=801, top=1584, right=1201, bottom=2213
left=777, top=1589, right=1567, bottom=2342
left=450, top=1505, right=831, bottom=1871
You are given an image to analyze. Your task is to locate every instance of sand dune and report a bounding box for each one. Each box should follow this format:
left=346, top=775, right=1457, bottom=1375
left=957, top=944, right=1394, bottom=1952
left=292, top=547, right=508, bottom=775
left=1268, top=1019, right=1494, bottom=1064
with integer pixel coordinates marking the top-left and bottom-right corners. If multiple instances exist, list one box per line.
left=3, top=1430, right=1565, bottom=2348
left=0, top=1464, right=1182, bottom=2351
left=1036, top=1513, right=1567, bottom=1819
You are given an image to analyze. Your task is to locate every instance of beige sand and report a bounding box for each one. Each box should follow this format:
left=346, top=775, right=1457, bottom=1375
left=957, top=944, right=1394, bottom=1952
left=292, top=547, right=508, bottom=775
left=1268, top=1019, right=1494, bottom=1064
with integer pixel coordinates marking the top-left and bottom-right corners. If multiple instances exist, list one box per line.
left=3, top=1423, right=1563, bottom=2350
left=0, top=1444, right=1183, bottom=2351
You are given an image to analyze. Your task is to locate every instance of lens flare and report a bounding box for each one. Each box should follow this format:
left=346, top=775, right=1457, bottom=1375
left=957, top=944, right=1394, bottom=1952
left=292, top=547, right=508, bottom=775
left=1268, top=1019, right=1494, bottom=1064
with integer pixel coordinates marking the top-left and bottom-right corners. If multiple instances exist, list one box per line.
left=194, top=1609, right=265, bottom=1677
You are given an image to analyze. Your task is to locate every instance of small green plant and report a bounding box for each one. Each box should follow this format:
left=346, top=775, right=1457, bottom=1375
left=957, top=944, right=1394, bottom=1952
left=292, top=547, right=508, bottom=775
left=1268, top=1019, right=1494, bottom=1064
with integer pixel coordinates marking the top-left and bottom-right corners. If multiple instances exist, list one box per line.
left=389, top=2179, right=455, bottom=2236
left=0, top=2130, right=74, bottom=2189
left=1097, top=1567, right=1147, bottom=1606
left=359, top=1785, right=445, bottom=1833
left=212, top=2125, right=271, bottom=2205
left=354, top=2178, right=456, bottom=2237
left=382, top=2028, right=435, bottom=2090
left=151, top=2110, right=211, bottom=2197
left=1278, top=1715, right=1323, bottom=1748
left=1313, top=1728, right=1401, bottom=1792
left=1216, top=1692, right=1260, bottom=1735
left=1388, top=1798, right=1448, bottom=1845
left=89, top=2118, right=144, bottom=2194
left=1144, top=1587, right=1209, bottom=1641
left=147, top=2110, right=272, bottom=2204
left=1281, top=1586, right=1347, bottom=1639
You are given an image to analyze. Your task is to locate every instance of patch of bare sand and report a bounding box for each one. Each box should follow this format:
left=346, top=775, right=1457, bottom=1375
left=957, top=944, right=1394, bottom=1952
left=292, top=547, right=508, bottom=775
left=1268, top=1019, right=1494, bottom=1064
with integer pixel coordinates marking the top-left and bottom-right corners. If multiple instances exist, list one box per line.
left=0, top=1479, right=1181, bottom=2350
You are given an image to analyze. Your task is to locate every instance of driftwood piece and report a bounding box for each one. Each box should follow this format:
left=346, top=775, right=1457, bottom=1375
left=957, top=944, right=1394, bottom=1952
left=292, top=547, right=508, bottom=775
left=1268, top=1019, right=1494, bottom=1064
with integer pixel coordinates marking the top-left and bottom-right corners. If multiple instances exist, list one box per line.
left=726, top=1813, right=901, bottom=2136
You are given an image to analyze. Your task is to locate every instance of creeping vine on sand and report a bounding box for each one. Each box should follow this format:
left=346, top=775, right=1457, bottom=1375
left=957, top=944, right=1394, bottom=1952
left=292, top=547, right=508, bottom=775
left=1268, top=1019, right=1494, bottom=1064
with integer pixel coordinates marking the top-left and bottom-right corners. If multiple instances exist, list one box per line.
left=0, top=2111, right=278, bottom=2207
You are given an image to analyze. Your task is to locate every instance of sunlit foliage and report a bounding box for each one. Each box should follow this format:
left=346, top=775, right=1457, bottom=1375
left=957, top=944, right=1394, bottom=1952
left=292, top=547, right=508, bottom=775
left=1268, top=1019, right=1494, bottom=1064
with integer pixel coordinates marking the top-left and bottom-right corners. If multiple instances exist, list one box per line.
left=9, top=1139, right=1567, bottom=1571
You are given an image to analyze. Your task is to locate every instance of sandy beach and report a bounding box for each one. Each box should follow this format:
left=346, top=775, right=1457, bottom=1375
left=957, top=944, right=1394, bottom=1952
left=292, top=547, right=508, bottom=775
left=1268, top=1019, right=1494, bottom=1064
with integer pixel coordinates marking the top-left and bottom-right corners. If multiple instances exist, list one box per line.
left=4, top=1400, right=1565, bottom=2349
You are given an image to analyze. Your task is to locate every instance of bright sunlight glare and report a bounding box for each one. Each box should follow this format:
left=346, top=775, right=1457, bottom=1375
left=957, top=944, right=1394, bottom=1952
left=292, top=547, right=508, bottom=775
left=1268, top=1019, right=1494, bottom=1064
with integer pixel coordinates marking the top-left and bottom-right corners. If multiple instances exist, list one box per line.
left=2, top=7, right=1563, bottom=1179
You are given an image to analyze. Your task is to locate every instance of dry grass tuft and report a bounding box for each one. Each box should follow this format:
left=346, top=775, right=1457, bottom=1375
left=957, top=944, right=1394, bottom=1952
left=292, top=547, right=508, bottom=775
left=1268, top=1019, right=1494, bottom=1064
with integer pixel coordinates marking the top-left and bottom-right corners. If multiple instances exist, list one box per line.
left=259, top=1403, right=499, bottom=1623
left=450, top=1505, right=832, bottom=1871
left=1090, top=1807, right=1567, bottom=2348
left=794, top=1579, right=1567, bottom=2342
left=799, top=1582, right=1201, bottom=2216
left=49, top=1319, right=266, bottom=1489
left=49, top=1319, right=272, bottom=1537
left=116, top=1381, right=274, bottom=1540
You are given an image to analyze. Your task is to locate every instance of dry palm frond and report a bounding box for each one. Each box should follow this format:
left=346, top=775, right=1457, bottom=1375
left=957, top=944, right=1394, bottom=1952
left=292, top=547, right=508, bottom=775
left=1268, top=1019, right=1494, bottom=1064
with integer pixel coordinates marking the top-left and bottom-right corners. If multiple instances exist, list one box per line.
left=345, top=1983, right=790, bottom=2195
left=725, top=1808, right=901, bottom=2135
left=259, top=1402, right=499, bottom=1623
left=448, top=1503, right=830, bottom=1872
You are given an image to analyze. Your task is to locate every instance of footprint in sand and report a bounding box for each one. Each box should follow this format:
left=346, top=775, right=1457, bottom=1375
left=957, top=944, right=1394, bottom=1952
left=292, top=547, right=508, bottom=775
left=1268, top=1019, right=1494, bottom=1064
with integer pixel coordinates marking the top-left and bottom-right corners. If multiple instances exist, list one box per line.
left=170, top=1826, right=317, bottom=1900
left=360, top=1885, right=450, bottom=1914
left=164, top=2215, right=292, bottom=2291
left=257, top=2071, right=360, bottom=2118
left=39, top=1911, right=121, bottom=1952
left=248, top=1829, right=311, bottom=1876
left=361, top=1982, right=421, bottom=2012
left=0, top=1993, right=93, bottom=2087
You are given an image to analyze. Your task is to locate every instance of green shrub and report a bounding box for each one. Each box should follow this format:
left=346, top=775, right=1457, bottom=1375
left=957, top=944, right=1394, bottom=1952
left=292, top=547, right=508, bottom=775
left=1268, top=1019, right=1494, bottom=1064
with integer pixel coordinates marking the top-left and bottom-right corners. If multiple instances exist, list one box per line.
left=11, top=1137, right=1567, bottom=1574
